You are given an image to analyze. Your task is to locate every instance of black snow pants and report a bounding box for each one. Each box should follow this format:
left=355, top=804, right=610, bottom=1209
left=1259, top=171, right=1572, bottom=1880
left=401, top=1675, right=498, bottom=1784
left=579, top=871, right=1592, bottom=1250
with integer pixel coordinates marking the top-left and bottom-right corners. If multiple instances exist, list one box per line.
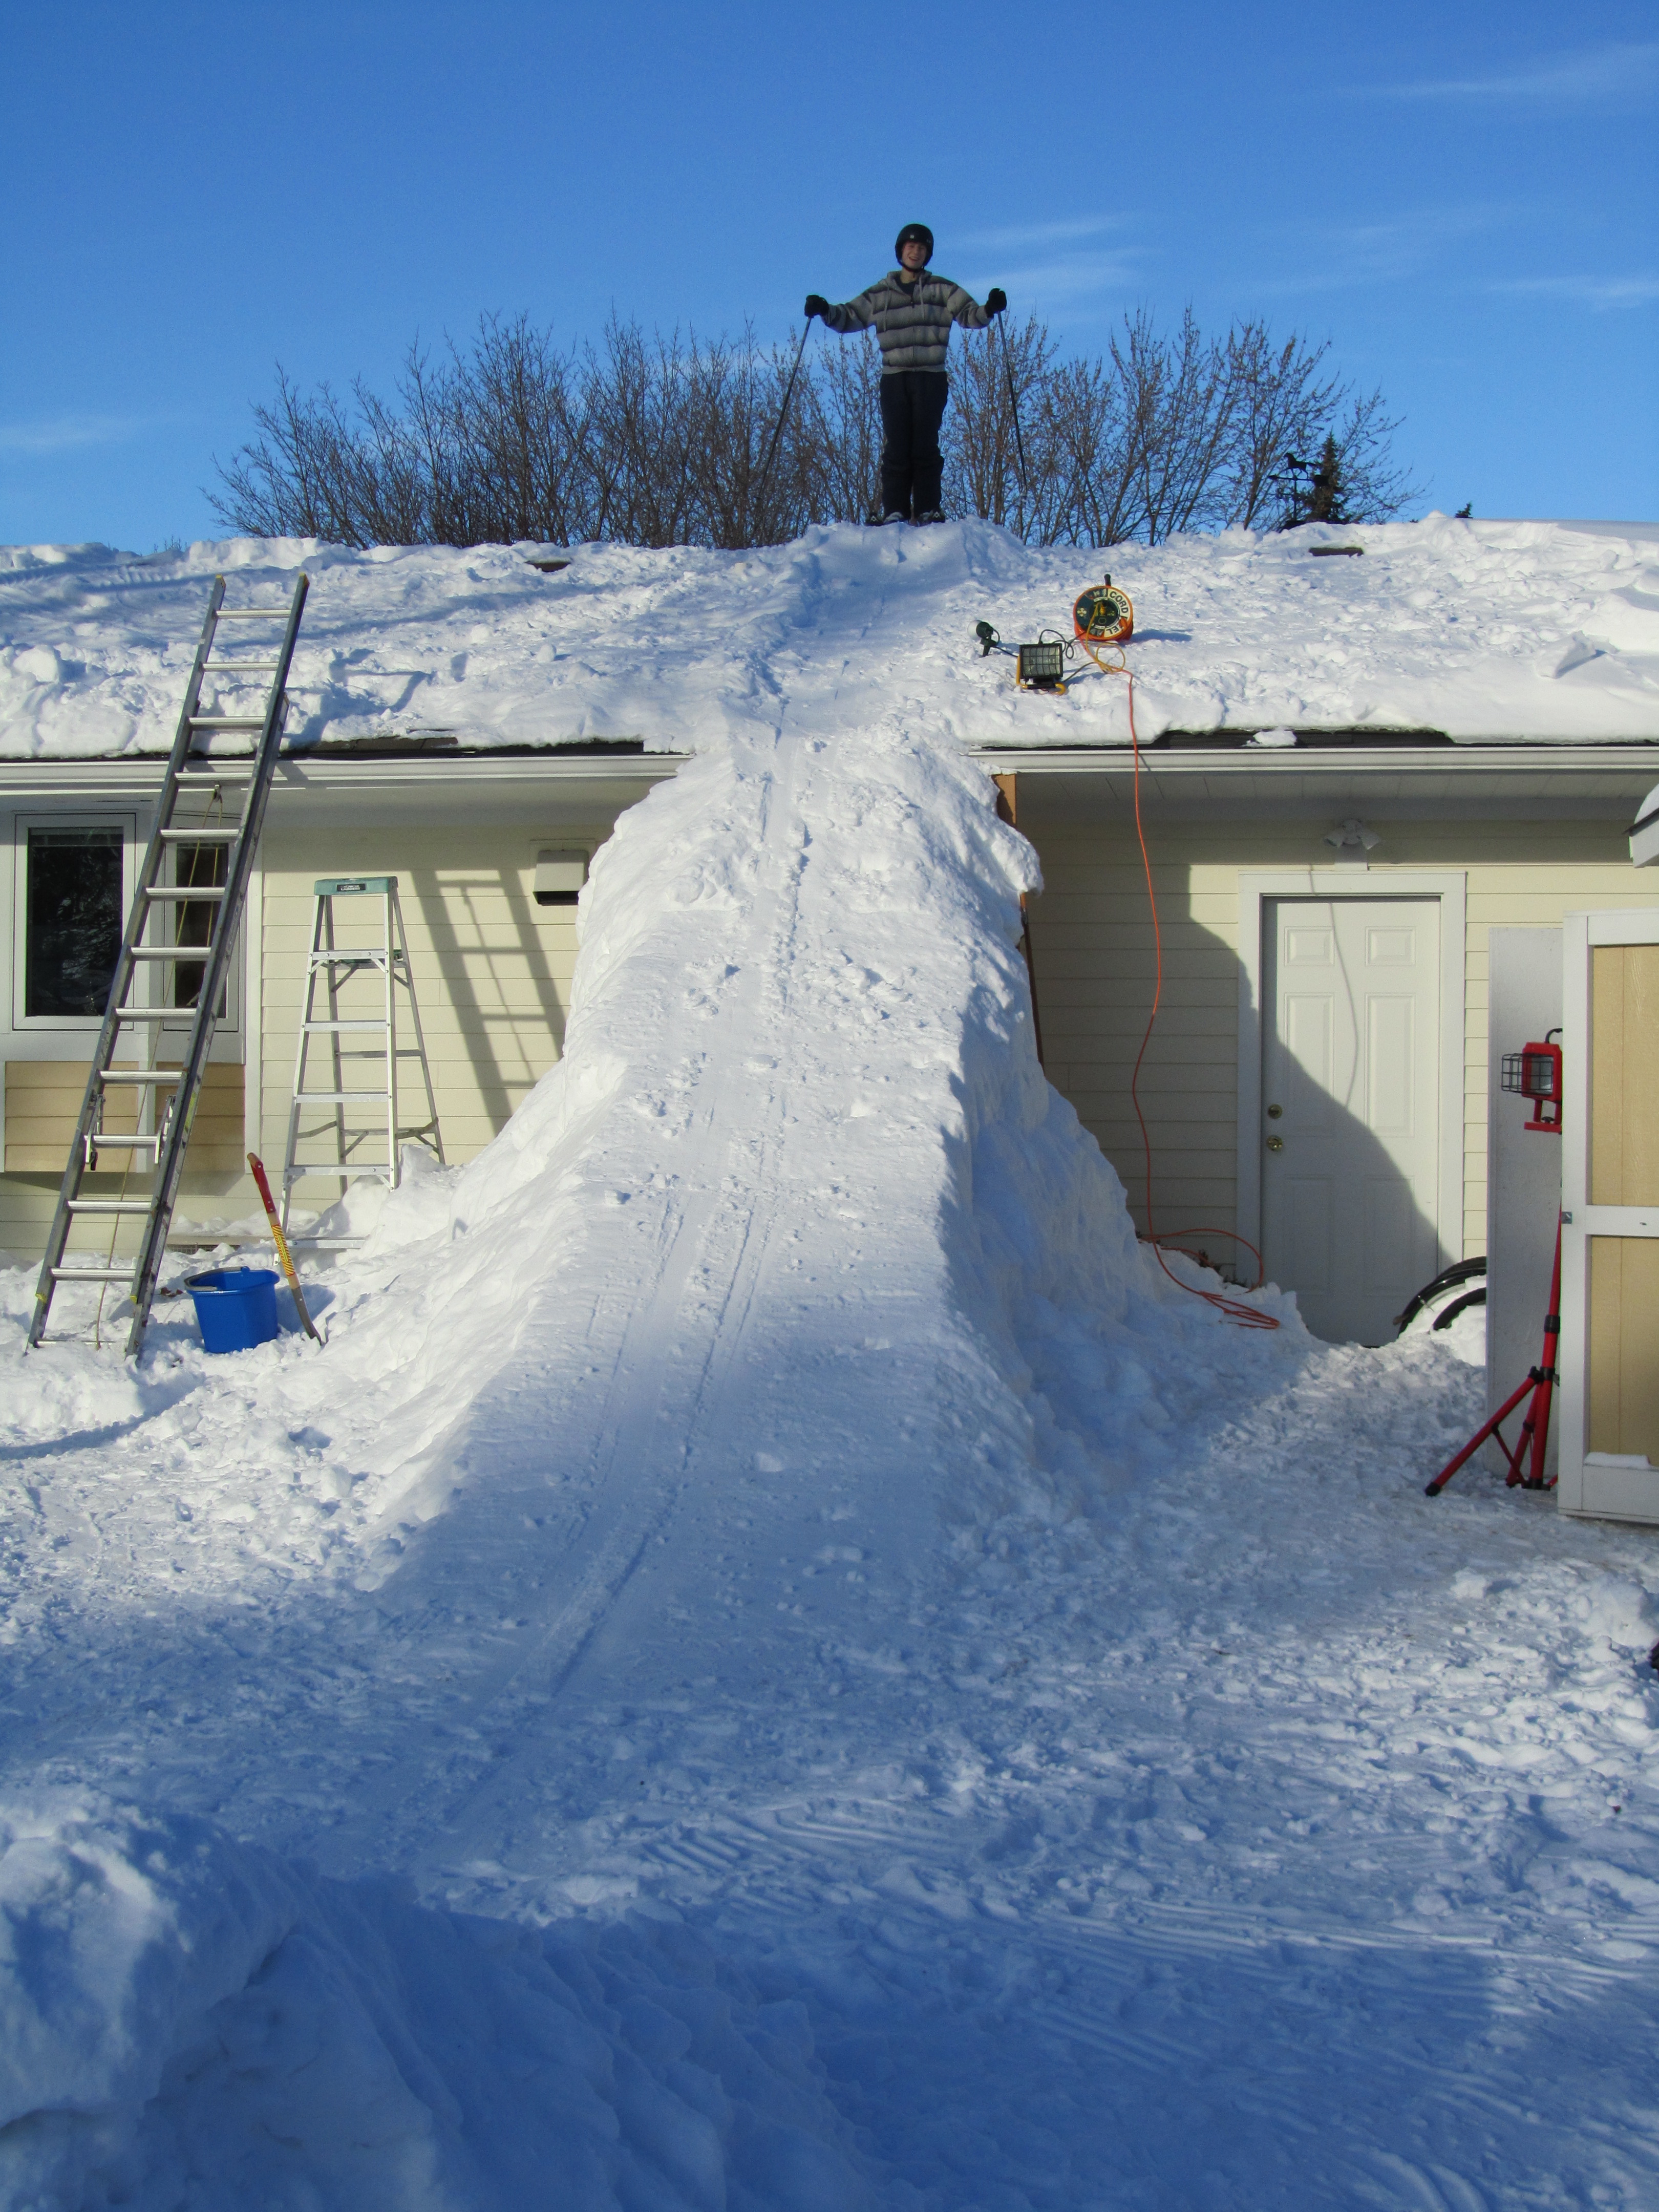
left=879, top=370, right=949, bottom=519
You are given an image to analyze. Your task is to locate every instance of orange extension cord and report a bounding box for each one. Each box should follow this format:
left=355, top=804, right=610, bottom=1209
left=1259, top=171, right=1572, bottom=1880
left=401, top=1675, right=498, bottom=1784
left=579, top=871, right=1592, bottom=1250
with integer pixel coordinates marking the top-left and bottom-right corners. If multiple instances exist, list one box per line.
left=1081, top=643, right=1279, bottom=1332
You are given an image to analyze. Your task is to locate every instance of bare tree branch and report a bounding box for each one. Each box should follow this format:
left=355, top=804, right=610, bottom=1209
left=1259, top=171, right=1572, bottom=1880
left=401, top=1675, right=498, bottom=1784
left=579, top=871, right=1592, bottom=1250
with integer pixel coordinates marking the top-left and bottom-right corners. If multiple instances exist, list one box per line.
left=209, top=309, right=1415, bottom=551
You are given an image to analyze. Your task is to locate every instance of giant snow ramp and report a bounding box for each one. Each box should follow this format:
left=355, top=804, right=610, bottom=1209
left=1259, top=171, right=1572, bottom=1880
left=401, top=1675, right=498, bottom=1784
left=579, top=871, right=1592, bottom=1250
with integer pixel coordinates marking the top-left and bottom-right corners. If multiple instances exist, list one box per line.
left=267, top=715, right=1278, bottom=1875
left=0, top=703, right=1302, bottom=2209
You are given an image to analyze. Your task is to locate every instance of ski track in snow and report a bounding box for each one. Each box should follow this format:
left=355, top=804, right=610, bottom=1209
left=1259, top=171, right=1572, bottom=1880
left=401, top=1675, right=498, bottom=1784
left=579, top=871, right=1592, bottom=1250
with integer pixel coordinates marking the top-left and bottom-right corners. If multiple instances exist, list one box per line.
left=1, top=717, right=1657, bottom=2207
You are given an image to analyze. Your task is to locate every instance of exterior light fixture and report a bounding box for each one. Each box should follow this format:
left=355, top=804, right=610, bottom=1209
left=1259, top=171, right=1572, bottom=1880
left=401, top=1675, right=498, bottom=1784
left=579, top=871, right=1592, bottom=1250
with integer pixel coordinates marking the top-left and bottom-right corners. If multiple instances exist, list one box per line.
left=1324, top=818, right=1381, bottom=866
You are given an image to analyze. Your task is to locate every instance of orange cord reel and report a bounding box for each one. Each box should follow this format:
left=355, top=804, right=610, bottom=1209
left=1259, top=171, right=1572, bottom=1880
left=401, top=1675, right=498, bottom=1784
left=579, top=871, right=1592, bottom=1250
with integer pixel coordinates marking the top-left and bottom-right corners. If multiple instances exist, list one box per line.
left=1073, top=574, right=1135, bottom=652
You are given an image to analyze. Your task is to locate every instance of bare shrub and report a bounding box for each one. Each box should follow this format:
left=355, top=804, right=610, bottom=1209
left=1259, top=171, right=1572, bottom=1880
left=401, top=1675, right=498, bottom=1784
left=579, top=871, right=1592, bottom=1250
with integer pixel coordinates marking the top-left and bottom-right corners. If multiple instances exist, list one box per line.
left=211, top=308, right=1415, bottom=551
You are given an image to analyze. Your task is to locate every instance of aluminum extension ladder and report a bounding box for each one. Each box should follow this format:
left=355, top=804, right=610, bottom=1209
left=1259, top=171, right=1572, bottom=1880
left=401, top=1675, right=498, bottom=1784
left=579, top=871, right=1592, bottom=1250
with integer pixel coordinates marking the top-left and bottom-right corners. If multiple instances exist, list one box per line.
left=28, top=573, right=309, bottom=1356
left=281, top=876, right=444, bottom=1238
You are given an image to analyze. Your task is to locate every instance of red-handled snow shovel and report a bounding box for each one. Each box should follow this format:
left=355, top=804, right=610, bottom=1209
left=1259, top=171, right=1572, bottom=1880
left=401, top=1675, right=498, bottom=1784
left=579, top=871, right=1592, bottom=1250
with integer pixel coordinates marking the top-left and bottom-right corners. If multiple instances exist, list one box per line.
left=247, top=1153, right=322, bottom=1345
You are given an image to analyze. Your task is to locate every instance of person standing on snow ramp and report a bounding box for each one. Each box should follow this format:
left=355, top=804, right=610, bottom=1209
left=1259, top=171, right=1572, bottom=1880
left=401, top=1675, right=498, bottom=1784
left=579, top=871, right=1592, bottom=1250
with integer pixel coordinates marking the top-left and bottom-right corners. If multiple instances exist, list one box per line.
left=806, top=224, right=1005, bottom=525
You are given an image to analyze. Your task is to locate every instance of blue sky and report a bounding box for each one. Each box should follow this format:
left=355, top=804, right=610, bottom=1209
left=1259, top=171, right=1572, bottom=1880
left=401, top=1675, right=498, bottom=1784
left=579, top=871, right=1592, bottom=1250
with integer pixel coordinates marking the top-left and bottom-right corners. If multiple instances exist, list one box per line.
left=2, top=0, right=1654, bottom=547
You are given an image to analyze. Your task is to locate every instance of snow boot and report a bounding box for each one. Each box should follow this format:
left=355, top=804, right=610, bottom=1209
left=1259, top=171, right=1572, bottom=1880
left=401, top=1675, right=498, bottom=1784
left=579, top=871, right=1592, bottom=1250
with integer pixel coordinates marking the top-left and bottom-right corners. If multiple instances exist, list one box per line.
left=914, top=509, right=947, bottom=526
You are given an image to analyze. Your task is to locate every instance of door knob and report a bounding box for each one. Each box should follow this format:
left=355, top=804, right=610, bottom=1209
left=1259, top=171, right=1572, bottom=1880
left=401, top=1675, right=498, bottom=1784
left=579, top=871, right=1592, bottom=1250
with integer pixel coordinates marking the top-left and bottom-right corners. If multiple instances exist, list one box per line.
left=1266, top=1136, right=1284, bottom=1152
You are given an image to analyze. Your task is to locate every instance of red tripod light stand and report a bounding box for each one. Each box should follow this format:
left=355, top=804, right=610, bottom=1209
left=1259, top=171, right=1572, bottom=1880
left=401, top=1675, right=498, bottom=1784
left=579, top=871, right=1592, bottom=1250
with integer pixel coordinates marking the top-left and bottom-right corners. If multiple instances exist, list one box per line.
left=1425, top=1221, right=1560, bottom=1496
left=1426, top=1030, right=1564, bottom=1498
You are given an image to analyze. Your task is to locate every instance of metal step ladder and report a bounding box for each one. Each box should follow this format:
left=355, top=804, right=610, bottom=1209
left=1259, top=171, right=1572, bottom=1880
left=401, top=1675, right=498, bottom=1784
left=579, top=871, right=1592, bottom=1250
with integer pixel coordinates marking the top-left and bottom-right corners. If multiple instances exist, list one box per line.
left=27, top=573, right=309, bottom=1355
left=281, top=876, right=444, bottom=1239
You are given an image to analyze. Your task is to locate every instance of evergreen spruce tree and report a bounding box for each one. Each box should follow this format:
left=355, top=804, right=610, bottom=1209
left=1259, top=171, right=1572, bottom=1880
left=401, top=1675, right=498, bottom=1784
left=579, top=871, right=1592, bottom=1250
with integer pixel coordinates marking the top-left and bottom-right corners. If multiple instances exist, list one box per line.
left=1307, top=433, right=1346, bottom=523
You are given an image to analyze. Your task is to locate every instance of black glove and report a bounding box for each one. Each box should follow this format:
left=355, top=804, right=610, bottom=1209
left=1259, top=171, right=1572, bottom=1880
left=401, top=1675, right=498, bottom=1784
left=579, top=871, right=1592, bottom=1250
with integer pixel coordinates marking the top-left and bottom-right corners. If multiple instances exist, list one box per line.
left=986, top=287, right=1007, bottom=316
left=804, top=293, right=830, bottom=321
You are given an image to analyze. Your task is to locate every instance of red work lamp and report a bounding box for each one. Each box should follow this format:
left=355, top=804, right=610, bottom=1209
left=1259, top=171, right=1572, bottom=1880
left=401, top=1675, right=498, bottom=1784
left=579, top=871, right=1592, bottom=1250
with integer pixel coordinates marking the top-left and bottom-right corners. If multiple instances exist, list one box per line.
left=1499, top=1029, right=1564, bottom=1134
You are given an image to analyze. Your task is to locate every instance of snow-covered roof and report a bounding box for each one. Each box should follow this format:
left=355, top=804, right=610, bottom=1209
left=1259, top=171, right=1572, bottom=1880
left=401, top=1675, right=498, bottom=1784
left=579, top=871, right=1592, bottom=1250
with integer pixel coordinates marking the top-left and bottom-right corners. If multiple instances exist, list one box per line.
left=1, top=514, right=1655, bottom=761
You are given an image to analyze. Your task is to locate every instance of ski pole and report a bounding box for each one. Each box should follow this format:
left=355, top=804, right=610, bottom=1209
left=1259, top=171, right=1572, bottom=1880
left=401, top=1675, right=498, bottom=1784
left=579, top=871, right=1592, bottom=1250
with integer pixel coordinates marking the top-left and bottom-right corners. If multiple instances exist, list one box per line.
left=999, top=313, right=1029, bottom=492
left=247, top=1152, right=322, bottom=1344
left=754, top=318, right=813, bottom=537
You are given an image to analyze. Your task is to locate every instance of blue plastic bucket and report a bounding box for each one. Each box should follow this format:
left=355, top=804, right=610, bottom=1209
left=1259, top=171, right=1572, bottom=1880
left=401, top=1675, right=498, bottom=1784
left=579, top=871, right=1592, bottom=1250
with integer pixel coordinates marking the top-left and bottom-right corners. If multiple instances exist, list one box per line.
left=186, top=1267, right=281, bottom=1354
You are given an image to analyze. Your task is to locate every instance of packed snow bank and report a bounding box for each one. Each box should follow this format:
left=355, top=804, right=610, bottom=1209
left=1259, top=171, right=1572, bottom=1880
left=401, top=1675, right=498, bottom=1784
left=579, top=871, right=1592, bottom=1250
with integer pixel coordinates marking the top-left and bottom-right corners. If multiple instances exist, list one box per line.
left=0, top=1797, right=876, bottom=2211
left=4, top=713, right=1287, bottom=1857
left=2, top=513, right=1656, bottom=758
left=0, top=712, right=1307, bottom=2205
left=239, top=715, right=1295, bottom=1870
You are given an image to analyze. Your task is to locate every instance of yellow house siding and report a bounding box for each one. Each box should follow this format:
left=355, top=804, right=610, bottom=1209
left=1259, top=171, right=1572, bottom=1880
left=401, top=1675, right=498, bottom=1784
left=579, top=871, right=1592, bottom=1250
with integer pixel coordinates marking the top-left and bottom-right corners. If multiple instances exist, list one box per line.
left=1029, top=832, right=1260, bottom=1245
left=254, top=826, right=592, bottom=1194
left=0, top=783, right=656, bottom=1266
left=1023, top=812, right=1659, bottom=1268
left=1, top=1060, right=248, bottom=1264
left=4, top=1059, right=245, bottom=1174
left=5, top=790, right=1654, bottom=1281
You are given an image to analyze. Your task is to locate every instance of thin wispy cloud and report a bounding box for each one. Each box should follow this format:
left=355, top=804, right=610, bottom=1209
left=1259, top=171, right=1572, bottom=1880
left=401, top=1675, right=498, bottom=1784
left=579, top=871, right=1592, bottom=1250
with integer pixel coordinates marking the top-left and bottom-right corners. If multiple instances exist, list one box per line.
left=1494, top=274, right=1659, bottom=310
left=956, top=216, right=1141, bottom=317
left=1372, top=39, right=1659, bottom=103
left=976, top=251, right=1140, bottom=310
left=958, top=215, right=1130, bottom=255
left=0, top=413, right=147, bottom=457
left=1253, top=204, right=1509, bottom=295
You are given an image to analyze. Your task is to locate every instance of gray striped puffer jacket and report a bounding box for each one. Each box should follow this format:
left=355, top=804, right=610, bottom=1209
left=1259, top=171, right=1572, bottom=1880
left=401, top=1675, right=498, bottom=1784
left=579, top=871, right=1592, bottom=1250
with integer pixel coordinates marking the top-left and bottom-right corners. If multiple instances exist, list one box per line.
left=819, top=271, right=992, bottom=372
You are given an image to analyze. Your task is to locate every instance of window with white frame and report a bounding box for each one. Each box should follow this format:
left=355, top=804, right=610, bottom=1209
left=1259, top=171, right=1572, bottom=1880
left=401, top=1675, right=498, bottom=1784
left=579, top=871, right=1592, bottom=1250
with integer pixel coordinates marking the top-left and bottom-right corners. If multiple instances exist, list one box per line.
left=19, top=822, right=127, bottom=1024
left=9, top=812, right=241, bottom=1052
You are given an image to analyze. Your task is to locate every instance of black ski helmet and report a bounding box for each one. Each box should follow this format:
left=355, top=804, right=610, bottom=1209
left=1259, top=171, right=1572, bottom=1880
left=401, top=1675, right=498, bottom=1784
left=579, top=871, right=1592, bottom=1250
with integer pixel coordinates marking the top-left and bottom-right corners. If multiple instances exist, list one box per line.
left=895, top=222, right=934, bottom=265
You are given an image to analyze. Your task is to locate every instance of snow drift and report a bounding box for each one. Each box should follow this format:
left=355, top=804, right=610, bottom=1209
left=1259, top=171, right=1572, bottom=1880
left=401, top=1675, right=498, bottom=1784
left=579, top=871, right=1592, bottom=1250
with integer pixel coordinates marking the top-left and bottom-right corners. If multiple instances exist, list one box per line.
left=2, top=513, right=1657, bottom=758
left=291, top=713, right=1252, bottom=1536
left=259, top=712, right=1291, bottom=1807
left=0, top=707, right=1302, bottom=2205
left=0, top=1797, right=877, bottom=2210
left=0, top=697, right=1300, bottom=2203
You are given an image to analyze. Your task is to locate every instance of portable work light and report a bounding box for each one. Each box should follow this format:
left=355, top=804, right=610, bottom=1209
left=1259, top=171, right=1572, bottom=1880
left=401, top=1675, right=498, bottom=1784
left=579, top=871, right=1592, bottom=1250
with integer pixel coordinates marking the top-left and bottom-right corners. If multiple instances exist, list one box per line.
left=1016, top=641, right=1068, bottom=692
left=974, top=622, right=1068, bottom=691
left=1500, top=1031, right=1564, bottom=1133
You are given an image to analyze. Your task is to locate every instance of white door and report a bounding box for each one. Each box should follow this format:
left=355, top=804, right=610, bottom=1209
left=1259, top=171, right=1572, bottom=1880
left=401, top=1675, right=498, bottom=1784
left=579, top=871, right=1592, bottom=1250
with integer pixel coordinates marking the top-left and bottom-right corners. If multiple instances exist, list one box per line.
left=1262, top=899, right=1442, bottom=1343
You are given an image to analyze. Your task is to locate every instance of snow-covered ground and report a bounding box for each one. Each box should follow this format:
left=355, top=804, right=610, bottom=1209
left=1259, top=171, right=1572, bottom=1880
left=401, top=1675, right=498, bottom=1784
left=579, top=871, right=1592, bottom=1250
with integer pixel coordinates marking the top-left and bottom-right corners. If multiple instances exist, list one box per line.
left=3, top=513, right=1657, bottom=757
left=3, top=534, right=1659, bottom=2206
